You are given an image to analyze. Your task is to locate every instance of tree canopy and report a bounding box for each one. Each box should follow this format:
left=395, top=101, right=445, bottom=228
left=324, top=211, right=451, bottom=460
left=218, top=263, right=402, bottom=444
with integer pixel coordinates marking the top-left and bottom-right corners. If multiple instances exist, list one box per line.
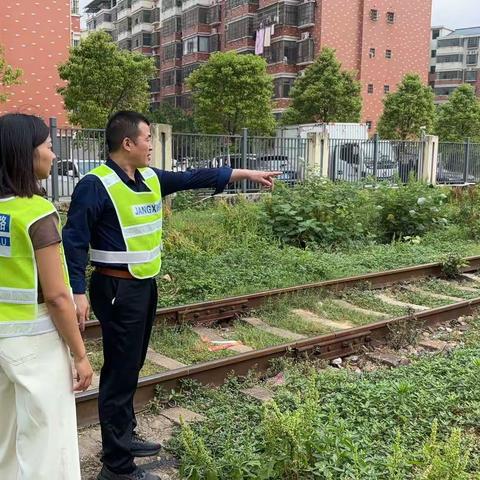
left=58, top=31, right=155, bottom=128
left=377, top=74, right=436, bottom=140
left=281, top=48, right=362, bottom=125
left=187, top=51, right=276, bottom=135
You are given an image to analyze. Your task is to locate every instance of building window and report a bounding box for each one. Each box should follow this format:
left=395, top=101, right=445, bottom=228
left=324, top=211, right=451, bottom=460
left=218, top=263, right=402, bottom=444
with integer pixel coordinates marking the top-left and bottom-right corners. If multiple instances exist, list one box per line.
left=437, top=37, right=463, bottom=48
left=226, top=17, right=254, bottom=42
left=298, top=2, right=315, bottom=27
left=297, top=38, right=314, bottom=63
left=431, top=49, right=436, bottom=58
left=71, top=0, right=79, bottom=15
left=466, top=70, right=478, bottom=82
left=385, top=49, right=392, bottom=59
left=183, top=7, right=209, bottom=29
left=467, top=54, right=478, bottom=65
left=257, top=4, right=297, bottom=28
left=386, top=11, right=395, bottom=23
left=434, top=86, right=457, bottom=96
left=468, top=37, right=479, bottom=48
left=437, top=54, right=464, bottom=63
left=161, top=16, right=182, bottom=37
left=369, top=48, right=376, bottom=58
left=370, top=9, right=379, bottom=21
left=430, top=66, right=436, bottom=74
left=274, top=77, right=295, bottom=98
left=367, top=84, right=374, bottom=94
left=366, top=121, right=372, bottom=130
left=266, top=41, right=297, bottom=64
left=432, top=29, right=440, bottom=40
left=437, top=70, right=462, bottom=80
left=183, top=36, right=209, bottom=54
left=384, top=85, right=390, bottom=94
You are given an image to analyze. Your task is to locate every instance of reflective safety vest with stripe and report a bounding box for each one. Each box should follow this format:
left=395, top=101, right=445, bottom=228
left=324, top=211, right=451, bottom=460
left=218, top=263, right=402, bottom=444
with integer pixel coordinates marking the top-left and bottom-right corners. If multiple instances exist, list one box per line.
left=0, top=195, right=70, bottom=337
left=88, top=164, right=163, bottom=279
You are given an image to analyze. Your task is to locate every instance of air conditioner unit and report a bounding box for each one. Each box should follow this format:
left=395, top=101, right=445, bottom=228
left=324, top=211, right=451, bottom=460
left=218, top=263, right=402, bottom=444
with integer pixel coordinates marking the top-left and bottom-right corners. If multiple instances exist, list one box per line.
left=212, top=27, right=217, bottom=34
left=301, top=31, right=310, bottom=40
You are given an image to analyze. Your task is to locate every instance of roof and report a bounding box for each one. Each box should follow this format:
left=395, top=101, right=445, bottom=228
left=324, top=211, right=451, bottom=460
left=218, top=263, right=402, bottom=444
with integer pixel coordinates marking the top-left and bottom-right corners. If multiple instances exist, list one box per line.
left=448, top=26, right=480, bottom=37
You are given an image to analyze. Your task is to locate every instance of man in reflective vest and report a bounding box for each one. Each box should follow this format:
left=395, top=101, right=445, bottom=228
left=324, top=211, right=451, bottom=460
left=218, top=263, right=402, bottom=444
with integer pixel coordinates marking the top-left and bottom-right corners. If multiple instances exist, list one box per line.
left=63, top=111, right=280, bottom=480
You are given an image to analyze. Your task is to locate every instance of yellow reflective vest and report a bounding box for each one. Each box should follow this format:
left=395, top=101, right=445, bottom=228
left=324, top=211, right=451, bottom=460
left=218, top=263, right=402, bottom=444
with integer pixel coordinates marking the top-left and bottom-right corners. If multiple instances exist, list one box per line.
left=0, top=195, right=69, bottom=337
left=88, top=164, right=163, bottom=279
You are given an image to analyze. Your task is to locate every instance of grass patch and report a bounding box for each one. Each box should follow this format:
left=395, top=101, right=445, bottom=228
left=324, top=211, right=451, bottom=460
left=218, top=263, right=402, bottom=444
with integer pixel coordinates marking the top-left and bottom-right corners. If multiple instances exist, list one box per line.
left=84, top=340, right=162, bottom=376
left=168, top=319, right=480, bottom=479
left=149, top=323, right=235, bottom=365
left=251, top=292, right=332, bottom=336
left=231, top=321, right=287, bottom=350
left=315, top=297, right=381, bottom=325
left=420, top=279, right=480, bottom=300
left=391, top=288, right=456, bottom=308
left=340, top=288, right=408, bottom=317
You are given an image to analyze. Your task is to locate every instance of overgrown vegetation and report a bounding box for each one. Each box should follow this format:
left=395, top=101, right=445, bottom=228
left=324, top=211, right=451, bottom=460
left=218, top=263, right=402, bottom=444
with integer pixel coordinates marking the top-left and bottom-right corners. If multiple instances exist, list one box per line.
left=168, top=319, right=480, bottom=479
left=157, top=182, right=480, bottom=307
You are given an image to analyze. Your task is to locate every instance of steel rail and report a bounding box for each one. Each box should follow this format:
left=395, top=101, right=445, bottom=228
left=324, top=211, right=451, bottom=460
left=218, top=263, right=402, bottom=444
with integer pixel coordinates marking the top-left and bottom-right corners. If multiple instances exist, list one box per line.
left=83, top=256, right=480, bottom=340
left=77, top=295, right=480, bottom=426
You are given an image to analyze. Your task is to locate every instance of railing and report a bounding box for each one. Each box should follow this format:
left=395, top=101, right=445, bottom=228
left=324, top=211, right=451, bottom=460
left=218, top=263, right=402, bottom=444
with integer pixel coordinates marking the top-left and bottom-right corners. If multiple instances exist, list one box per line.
left=172, top=130, right=308, bottom=193
left=329, top=136, right=424, bottom=183
left=437, top=140, right=480, bottom=184
left=43, top=118, right=106, bottom=200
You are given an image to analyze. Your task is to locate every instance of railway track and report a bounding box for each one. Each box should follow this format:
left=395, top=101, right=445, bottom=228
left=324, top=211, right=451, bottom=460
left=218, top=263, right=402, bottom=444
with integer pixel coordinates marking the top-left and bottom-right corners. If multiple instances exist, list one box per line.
left=76, top=256, right=480, bottom=426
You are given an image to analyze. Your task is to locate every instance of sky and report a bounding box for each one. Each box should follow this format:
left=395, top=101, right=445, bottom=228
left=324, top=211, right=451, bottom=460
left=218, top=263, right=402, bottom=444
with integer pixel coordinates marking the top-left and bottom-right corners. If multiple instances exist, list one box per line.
left=432, top=0, right=480, bottom=29
left=79, top=0, right=480, bottom=30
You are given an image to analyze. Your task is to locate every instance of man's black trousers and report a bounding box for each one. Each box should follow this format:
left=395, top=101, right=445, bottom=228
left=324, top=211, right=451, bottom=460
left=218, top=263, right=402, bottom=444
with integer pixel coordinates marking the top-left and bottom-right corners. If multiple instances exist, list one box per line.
left=90, top=271, right=158, bottom=474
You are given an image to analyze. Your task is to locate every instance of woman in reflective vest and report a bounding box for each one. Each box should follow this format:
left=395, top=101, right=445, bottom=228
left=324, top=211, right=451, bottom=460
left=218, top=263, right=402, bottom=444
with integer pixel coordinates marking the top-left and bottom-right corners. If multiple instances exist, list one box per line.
left=0, top=113, right=93, bottom=480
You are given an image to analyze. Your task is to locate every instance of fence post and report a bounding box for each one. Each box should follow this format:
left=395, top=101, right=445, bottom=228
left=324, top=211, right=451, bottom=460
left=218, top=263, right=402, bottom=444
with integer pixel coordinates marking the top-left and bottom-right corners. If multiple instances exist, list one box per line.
left=241, top=128, right=248, bottom=193
left=49, top=117, right=59, bottom=202
left=151, top=123, right=172, bottom=171
left=420, top=135, right=439, bottom=184
left=373, top=133, right=379, bottom=179
left=306, top=132, right=329, bottom=177
left=464, top=138, right=471, bottom=183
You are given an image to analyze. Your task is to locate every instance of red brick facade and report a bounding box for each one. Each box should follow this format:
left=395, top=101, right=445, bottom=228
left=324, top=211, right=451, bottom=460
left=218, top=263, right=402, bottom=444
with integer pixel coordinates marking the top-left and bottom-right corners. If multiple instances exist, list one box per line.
left=0, top=1, right=81, bottom=125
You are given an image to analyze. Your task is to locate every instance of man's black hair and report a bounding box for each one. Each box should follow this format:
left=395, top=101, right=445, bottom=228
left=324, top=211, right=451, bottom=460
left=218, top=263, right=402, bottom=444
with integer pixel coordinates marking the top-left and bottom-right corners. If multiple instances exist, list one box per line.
left=105, top=111, right=151, bottom=153
left=0, top=113, right=49, bottom=197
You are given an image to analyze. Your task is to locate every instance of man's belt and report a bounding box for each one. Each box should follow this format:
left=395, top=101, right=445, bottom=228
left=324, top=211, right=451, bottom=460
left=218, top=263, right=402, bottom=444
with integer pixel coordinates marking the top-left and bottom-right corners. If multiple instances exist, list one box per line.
left=95, top=267, right=135, bottom=279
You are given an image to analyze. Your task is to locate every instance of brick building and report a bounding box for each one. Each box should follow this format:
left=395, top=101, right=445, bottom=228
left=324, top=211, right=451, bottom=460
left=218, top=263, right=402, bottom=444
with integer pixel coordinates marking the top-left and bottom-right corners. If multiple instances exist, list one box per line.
left=430, top=26, right=480, bottom=104
left=86, top=0, right=432, bottom=130
left=0, top=1, right=81, bottom=125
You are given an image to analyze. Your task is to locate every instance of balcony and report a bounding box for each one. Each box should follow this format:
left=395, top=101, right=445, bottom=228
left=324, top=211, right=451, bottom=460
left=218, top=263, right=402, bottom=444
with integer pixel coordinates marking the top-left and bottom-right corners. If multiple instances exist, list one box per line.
left=297, top=38, right=314, bottom=64
left=97, top=21, right=114, bottom=31
left=131, top=0, right=154, bottom=13
left=132, top=22, right=154, bottom=34
left=117, top=7, right=131, bottom=21
left=118, top=30, right=132, bottom=41
left=298, top=1, right=315, bottom=28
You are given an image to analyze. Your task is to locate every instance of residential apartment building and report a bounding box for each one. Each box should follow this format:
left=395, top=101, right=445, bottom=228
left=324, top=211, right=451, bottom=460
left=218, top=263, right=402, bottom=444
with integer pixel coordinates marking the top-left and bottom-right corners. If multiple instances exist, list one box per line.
left=430, top=26, right=480, bottom=103
left=0, top=1, right=81, bottom=124
left=85, top=0, right=432, bottom=130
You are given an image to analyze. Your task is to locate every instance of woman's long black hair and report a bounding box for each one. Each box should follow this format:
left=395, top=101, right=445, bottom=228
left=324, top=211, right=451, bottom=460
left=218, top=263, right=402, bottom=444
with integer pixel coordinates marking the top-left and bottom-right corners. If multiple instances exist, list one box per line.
left=0, top=113, right=49, bottom=197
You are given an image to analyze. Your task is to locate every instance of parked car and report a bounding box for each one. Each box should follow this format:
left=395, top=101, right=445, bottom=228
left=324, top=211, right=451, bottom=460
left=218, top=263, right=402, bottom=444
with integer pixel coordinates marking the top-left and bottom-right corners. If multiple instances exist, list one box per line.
left=213, top=154, right=300, bottom=183
left=332, top=142, right=397, bottom=181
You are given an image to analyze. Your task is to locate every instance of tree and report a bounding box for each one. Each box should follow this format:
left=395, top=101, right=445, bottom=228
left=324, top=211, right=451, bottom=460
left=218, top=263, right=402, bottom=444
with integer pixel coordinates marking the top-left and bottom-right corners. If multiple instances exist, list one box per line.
left=187, top=51, right=275, bottom=135
left=281, top=48, right=362, bottom=125
left=58, top=31, right=155, bottom=128
left=0, top=44, right=22, bottom=103
left=435, top=84, right=480, bottom=142
left=148, top=102, right=196, bottom=133
left=377, top=74, right=436, bottom=140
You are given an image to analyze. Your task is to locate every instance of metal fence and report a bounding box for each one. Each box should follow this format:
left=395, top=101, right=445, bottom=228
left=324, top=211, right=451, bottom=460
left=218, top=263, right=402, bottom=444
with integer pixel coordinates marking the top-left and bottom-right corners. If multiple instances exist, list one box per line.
left=42, top=118, right=105, bottom=200
left=329, top=136, right=424, bottom=182
left=44, top=117, right=480, bottom=201
left=437, top=140, right=480, bottom=184
left=172, top=129, right=308, bottom=193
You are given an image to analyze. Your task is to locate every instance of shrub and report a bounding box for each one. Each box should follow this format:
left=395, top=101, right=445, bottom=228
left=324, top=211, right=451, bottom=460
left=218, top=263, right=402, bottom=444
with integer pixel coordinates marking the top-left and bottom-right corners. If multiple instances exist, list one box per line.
left=262, top=179, right=377, bottom=248
left=375, top=181, right=449, bottom=241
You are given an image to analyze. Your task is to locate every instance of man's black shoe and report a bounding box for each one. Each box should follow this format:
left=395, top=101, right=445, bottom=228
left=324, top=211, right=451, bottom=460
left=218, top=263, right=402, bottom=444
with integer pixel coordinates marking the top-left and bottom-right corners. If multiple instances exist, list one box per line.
left=97, top=465, right=160, bottom=480
left=131, top=432, right=162, bottom=457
